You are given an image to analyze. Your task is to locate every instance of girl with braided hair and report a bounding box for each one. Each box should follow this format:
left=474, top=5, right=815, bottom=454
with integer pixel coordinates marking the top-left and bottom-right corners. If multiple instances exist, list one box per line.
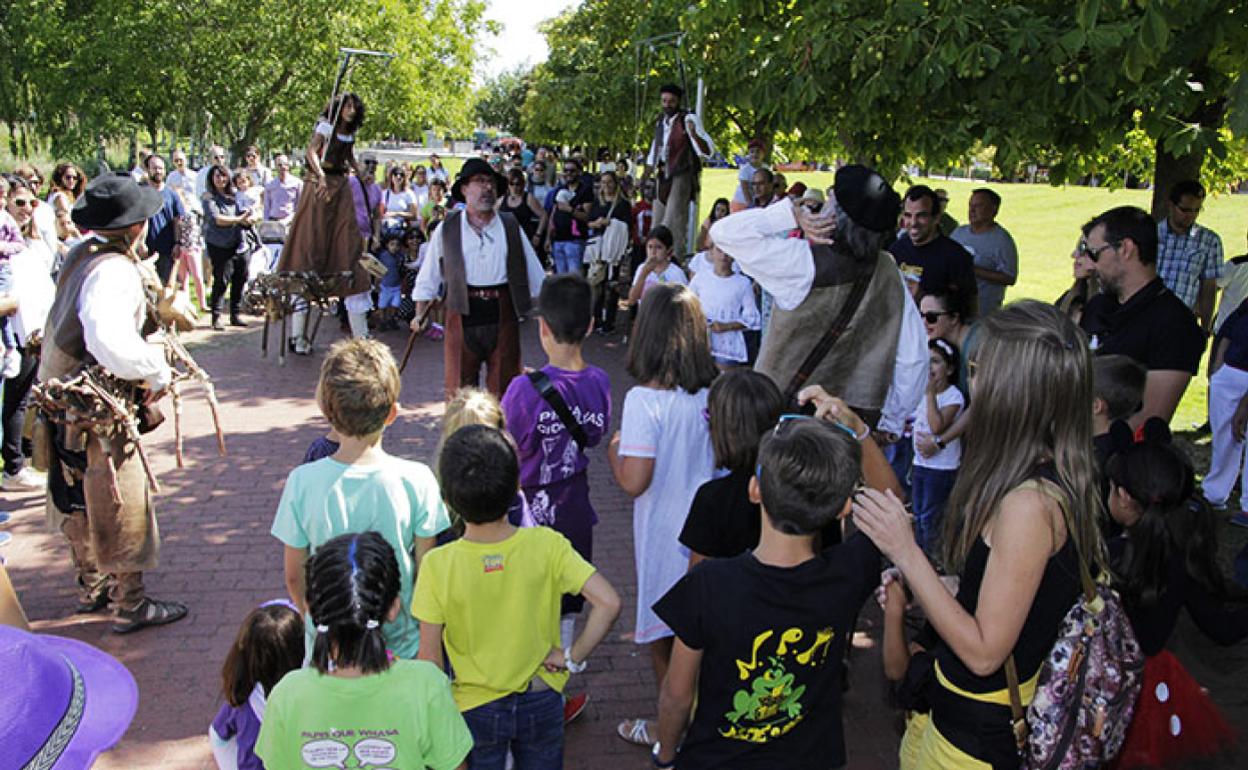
left=256, top=532, right=472, bottom=769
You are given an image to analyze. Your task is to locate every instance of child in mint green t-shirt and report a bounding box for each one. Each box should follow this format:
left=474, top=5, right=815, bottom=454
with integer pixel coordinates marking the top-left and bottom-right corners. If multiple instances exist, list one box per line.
left=256, top=532, right=471, bottom=770
left=270, top=339, right=450, bottom=659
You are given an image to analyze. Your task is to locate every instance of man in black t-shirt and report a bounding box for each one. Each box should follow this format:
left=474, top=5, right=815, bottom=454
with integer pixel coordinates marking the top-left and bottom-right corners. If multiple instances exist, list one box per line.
left=652, top=396, right=893, bottom=770
left=888, top=185, right=978, bottom=309
left=1079, top=205, right=1206, bottom=428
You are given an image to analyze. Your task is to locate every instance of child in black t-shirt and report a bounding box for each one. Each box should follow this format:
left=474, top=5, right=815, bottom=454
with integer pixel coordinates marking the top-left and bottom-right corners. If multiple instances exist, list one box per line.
left=679, top=370, right=842, bottom=568
left=1091, top=354, right=1146, bottom=539
left=651, top=386, right=900, bottom=770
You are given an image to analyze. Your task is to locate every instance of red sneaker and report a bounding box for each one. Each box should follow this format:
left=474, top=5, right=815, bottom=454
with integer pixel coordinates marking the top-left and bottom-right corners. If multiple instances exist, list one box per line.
left=563, top=692, right=589, bottom=725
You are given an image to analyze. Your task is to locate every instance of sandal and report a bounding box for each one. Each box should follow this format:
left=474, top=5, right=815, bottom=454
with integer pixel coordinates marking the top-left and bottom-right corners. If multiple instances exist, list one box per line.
left=74, top=592, right=110, bottom=614
left=112, top=597, right=188, bottom=634
left=616, top=717, right=656, bottom=746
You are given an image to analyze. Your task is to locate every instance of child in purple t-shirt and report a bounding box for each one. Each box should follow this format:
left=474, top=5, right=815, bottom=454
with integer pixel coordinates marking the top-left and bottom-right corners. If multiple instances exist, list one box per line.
left=501, top=274, right=611, bottom=641
left=210, top=602, right=304, bottom=770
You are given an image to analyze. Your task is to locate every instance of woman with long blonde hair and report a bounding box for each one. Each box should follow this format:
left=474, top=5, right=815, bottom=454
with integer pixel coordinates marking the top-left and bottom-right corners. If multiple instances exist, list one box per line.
left=855, top=300, right=1105, bottom=769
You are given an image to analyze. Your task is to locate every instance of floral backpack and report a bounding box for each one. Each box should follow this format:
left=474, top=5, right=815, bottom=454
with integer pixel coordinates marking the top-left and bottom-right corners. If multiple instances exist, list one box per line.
left=1005, top=491, right=1145, bottom=770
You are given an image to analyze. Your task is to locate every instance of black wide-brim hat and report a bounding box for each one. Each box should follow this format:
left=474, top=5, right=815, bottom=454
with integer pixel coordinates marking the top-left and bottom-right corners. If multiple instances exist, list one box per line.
left=72, top=173, right=163, bottom=231
left=451, top=158, right=507, bottom=203
left=833, top=164, right=902, bottom=233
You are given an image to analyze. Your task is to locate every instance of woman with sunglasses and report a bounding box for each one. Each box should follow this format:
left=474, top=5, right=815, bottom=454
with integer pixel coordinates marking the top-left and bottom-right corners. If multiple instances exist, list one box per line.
left=1, top=177, right=55, bottom=490
left=498, top=169, right=546, bottom=248
left=381, top=164, right=419, bottom=234
left=1055, top=222, right=1103, bottom=325
left=48, top=162, right=86, bottom=242
left=912, top=287, right=977, bottom=467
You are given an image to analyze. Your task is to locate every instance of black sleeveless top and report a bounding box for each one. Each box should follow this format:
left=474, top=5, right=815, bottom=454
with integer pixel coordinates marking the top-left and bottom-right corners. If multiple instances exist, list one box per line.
left=499, top=195, right=538, bottom=237
left=929, top=470, right=1084, bottom=769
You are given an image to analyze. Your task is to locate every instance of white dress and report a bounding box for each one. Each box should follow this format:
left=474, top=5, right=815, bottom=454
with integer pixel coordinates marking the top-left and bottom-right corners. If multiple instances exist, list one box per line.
left=618, top=385, right=716, bottom=643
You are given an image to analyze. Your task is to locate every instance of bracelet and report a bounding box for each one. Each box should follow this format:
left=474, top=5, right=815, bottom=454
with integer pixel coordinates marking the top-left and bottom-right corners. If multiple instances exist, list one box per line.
left=851, top=422, right=870, bottom=442
left=564, top=647, right=587, bottom=674
left=651, top=742, right=676, bottom=769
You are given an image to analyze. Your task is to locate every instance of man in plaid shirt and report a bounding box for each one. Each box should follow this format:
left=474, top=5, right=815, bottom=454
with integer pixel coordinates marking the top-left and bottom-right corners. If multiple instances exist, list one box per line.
left=1156, top=179, right=1224, bottom=332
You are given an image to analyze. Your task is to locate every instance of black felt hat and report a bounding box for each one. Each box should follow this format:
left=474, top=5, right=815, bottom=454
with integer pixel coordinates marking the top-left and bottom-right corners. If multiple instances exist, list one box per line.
left=833, top=165, right=902, bottom=233
left=71, top=174, right=163, bottom=231
left=451, top=158, right=507, bottom=203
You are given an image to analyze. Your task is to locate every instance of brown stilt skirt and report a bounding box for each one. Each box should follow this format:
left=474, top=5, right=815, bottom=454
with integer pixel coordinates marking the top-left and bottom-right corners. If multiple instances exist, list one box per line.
left=277, top=173, right=369, bottom=298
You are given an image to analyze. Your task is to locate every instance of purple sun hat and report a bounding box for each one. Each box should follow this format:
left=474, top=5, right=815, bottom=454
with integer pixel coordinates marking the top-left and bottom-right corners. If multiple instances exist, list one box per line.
left=0, top=625, right=139, bottom=769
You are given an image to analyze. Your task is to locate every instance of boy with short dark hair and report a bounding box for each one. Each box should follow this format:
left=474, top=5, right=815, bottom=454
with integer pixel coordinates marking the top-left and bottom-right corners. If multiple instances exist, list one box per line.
left=271, top=339, right=450, bottom=660
left=414, top=424, right=621, bottom=769
left=500, top=274, right=611, bottom=644
left=652, top=391, right=896, bottom=770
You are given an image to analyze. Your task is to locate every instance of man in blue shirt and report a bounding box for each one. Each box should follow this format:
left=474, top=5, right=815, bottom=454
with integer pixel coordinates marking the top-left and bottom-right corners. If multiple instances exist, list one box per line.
left=1156, top=179, right=1225, bottom=332
left=142, top=155, right=186, bottom=283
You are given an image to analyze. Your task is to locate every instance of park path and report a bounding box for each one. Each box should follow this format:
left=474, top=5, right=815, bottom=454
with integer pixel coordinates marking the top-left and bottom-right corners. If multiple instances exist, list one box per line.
left=15, top=315, right=1242, bottom=769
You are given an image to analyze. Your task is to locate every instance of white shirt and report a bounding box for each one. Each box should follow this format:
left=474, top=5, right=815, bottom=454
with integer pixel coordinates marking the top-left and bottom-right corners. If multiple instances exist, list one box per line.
left=689, top=270, right=760, bottom=363
left=195, top=165, right=213, bottom=199
left=383, top=188, right=419, bottom=224
left=167, top=169, right=201, bottom=214
left=734, top=160, right=757, bottom=204
left=913, top=385, right=965, bottom=470
left=31, top=198, right=60, bottom=257
left=9, top=241, right=56, bottom=344
left=78, top=253, right=171, bottom=391
left=709, top=200, right=927, bottom=435
left=645, top=112, right=715, bottom=167
left=411, top=212, right=546, bottom=302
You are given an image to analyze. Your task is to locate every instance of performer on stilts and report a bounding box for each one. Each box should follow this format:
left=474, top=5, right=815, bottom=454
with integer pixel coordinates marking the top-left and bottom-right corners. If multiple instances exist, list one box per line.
left=39, top=175, right=188, bottom=633
left=277, top=92, right=375, bottom=354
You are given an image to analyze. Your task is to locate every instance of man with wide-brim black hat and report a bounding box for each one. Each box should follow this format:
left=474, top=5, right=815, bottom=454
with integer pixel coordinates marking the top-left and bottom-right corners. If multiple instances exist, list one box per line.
left=709, top=165, right=928, bottom=438
left=409, top=158, right=546, bottom=398
left=38, top=173, right=188, bottom=634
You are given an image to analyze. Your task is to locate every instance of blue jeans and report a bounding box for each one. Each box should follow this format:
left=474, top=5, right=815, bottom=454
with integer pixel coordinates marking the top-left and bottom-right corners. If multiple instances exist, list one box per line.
left=911, top=466, right=957, bottom=557
left=884, top=440, right=914, bottom=502
left=463, top=687, right=563, bottom=770
left=551, top=240, right=585, bottom=275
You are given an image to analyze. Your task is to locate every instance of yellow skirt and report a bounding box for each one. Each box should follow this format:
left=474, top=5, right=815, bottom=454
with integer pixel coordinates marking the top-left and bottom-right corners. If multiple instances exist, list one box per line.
left=898, top=661, right=1038, bottom=770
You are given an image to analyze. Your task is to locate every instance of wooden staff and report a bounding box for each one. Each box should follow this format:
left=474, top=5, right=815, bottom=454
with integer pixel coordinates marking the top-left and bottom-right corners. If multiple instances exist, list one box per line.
left=398, top=302, right=437, bottom=374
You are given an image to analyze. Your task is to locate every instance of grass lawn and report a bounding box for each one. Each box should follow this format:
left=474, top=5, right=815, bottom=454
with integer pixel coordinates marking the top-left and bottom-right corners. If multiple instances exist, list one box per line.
left=696, top=169, right=1248, bottom=432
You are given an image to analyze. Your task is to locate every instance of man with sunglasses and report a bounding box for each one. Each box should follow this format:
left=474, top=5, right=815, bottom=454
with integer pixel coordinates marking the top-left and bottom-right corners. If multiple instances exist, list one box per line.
left=195, top=144, right=228, bottom=198
left=1078, top=206, right=1204, bottom=428
left=1156, top=180, right=1224, bottom=332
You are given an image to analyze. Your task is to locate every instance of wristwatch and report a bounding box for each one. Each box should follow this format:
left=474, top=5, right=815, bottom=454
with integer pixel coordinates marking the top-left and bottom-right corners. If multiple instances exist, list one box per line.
left=564, top=647, right=587, bottom=674
left=934, top=436, right=947, bottom=450
left=652, top=741, right=676, bottom=769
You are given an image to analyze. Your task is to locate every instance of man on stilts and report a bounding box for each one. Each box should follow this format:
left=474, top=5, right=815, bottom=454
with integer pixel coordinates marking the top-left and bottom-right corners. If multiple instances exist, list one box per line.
left=39, top=175, right=187, bottom=633
left=409, top=158, right=546, bottom=399
left=642, top=84, right=714, bottom=259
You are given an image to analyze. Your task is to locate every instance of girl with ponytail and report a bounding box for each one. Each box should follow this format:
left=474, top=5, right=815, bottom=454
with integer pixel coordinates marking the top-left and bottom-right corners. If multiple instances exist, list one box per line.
left=256, top=532, right=472, bottom=769
left=1105, top=419, right=1248, bottom=768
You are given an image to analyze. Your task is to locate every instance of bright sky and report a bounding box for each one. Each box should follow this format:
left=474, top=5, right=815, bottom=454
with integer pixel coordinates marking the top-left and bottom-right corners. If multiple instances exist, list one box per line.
left=481, top=0, right=577, bottom=78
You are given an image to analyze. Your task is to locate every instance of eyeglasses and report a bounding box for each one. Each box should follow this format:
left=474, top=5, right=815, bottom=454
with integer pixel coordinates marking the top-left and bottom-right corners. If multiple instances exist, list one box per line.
left=391, top=170, right=405, bottom=177
left=11, top=198, right=35, bottom=208
left=921, top=311, right=950, bottom=324
left=63, top=173, right=79, bottom=180
left=1176, top=204, right=1202, bottom=215
left=1078, top=240, right=1119, bottom=262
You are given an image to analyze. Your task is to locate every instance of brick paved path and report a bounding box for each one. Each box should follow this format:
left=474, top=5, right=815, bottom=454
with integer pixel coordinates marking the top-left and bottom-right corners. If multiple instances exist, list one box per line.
left=6, top=318, right=1243, bottom=768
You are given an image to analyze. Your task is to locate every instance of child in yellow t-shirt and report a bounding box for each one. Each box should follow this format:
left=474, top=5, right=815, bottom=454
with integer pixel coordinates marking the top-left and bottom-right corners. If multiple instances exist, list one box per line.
left=413, top=425, right=621, bottom=768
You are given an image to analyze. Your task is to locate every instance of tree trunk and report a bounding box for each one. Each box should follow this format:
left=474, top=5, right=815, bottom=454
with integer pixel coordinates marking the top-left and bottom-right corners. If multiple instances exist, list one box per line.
left=1150, top=145, right=1205, bottom=221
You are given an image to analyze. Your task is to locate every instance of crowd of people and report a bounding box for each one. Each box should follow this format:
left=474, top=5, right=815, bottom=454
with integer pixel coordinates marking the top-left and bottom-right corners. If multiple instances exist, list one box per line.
left=2, top=82, right=1248, bottom=770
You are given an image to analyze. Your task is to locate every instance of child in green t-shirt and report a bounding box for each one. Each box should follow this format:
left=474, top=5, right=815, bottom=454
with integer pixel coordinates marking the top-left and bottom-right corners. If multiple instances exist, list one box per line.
left=271, top=339, right=451, bottom=660
left=256, top=532, right=472, bottom=770
left=413, top=425, right=621, bottom=769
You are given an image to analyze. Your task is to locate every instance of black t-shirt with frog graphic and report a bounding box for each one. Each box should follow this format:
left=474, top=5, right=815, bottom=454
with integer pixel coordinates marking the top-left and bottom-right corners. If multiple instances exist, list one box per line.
left=653, top=534, right=879, bottom=769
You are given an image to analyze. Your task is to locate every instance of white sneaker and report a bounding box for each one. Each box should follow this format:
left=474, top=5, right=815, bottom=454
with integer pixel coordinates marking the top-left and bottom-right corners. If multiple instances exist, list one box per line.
left=2, top=467, right=46, bottom=490
left=1, top=351, right=19, bottom=379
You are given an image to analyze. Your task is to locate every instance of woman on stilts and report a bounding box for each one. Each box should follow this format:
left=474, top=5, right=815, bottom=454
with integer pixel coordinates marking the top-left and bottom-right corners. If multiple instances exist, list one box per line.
left=277, top=92, right=374, bottom=354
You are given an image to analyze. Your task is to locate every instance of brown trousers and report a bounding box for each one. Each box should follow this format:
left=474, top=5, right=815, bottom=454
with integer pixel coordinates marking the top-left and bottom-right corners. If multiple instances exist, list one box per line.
left=442, top=287, right=521, bottom=399
left=52, top=435, right=158, bottom=611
